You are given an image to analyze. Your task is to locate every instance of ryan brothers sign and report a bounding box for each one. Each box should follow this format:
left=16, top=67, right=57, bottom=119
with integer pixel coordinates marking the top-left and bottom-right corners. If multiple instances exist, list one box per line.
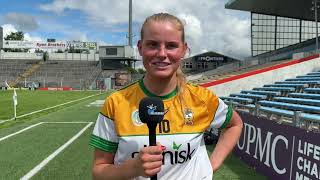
left=235, top=112, right=320, bottom=180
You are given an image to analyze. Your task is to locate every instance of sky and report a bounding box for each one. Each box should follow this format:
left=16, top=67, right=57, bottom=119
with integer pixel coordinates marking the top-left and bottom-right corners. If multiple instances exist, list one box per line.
left=0, top=0, right=251, bottom=60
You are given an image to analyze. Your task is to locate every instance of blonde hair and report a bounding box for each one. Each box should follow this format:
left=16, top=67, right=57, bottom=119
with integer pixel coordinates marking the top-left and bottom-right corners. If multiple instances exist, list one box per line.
left=141, top=13, right=189, bottom=122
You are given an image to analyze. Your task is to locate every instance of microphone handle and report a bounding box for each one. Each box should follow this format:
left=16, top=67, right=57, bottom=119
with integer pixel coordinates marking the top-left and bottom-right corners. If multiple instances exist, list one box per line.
left=149, top=127, right=157, bottom=146
left=148, top=126, right=157, bottom=180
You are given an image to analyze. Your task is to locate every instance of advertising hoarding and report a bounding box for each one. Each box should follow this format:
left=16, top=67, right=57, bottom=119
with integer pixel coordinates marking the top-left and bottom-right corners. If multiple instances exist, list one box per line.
left=235, top=111, right=320, bottom=180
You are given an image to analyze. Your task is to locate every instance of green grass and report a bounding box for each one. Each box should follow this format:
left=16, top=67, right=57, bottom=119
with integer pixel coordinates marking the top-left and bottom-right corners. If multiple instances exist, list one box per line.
left=0, top=90, right=101, bottom=120
left=207, top=145, right=266, bottom=180
left=0, top=123, right=87, bottom=179
left=0, top=90, right=266, bottom=180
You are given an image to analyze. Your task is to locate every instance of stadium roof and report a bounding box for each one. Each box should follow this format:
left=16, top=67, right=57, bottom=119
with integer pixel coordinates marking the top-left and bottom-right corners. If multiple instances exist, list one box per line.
left=225, top=0, right=318, bottom=21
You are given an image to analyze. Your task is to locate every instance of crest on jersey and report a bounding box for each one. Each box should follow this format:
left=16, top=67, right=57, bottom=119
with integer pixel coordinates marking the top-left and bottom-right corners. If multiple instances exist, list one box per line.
left=131, top=109, right=143, bottom=126
left=184, top=108, right=194, bottom=125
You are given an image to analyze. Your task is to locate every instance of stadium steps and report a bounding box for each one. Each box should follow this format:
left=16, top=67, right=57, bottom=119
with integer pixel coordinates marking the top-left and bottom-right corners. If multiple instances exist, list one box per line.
left=9, top=60, right=44, bottom=87
left=190, top=59, right=292, bottom=84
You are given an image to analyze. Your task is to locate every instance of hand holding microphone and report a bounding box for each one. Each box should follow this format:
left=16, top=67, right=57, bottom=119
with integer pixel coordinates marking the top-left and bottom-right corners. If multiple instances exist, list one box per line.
left=138, top=97, right=165, bottom=180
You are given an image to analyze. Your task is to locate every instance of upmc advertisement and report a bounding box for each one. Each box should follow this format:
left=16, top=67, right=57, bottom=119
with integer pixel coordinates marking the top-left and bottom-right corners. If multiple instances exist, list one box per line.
left=235, top=112, right=320, bottom=180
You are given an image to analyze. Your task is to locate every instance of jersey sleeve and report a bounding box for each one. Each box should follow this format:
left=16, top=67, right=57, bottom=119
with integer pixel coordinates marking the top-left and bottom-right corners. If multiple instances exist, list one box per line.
left=89, top=97, right=119, bottom=153
left=209, top=98, right=233, bottom=129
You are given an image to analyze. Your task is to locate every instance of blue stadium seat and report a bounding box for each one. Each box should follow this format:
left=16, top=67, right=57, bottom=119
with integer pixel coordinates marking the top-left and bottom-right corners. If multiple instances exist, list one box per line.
left=275, top=81, right=320, bottom=88
left=275, top=81, right=320, bottom=84
left=256, top=106, right=320, bottom=123
left=253, top=87, right=295, bottom=91
left=288, top=93, right=320, bottom=100
left=241, top=90, right=281, bottom=96
left=296, top=75, right=320, bottom=78
left=230, top=93, right=267, bottom=101
left=273, top=97, right=320, bottom=106
left=258, top=100, right=320, bottom=114
left=264, top=84, right=307, bottom=88
left=304, top=88, right=320, bottom=93
left=286, top=77, right=320, bottom=81
left=307, top=72, right=320, bottom=76
left=220, top=96, right=253, bottom=104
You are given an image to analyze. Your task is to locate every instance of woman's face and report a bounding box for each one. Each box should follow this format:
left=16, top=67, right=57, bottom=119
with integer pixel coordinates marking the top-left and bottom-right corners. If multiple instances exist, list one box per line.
left=138, top=21, right=187, bottom=79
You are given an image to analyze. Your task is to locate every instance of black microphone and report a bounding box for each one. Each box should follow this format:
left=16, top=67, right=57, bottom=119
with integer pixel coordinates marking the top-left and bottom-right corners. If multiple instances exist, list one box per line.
left=139, top=97, right=165, bottom=180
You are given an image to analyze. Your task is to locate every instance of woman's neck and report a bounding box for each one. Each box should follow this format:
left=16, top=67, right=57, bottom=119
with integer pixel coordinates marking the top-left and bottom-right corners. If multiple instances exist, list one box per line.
left=143, top=74, right=177, bottom=96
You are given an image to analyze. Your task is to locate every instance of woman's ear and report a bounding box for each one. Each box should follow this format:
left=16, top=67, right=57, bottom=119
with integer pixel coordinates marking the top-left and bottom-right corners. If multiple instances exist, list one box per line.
left=183, top=42, right=189, bottom=58
left=137, top=40, right=143, bottom=56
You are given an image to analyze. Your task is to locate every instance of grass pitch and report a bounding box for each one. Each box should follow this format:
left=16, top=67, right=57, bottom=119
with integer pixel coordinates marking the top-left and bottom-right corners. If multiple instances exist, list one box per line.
left=0, top=90, right=266, bottom=179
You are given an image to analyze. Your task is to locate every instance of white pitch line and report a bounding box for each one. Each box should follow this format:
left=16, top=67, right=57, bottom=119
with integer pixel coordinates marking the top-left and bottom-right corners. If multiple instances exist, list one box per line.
left=43, top=121, right=93, bottom=124
left=0, top=93, right=102, bottom=125
left=0, top=122, right=44, bottom=142
left=20, top=122, right=93, bottom=180
left=0, top=118, right=15, bottom=124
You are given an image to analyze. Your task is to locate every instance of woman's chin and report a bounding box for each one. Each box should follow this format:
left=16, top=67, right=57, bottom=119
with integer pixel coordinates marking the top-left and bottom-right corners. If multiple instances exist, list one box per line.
left=151, top=71, right=173, bottom=79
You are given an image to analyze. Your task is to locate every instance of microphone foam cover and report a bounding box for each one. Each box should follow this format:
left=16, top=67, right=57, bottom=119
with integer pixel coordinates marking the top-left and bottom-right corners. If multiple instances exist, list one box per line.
left=139, top=97, right=164, bottom=125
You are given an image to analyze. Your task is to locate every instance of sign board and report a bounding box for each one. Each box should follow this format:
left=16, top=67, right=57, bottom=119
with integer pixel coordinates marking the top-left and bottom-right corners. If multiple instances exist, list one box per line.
left=3, top=40, right=97, bottom=50
left=35, top=42, right=66, bottom=49
left=196, top=56, right=225, bottom=62
left=83, top=42, right=97, bottom=50
left=235, top=111, right=320, bottom=180
left=47, top=38, right=56, bottom=42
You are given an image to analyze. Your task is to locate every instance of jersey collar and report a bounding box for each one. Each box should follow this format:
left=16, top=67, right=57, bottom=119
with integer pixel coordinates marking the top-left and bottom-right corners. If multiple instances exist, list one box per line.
left=139, top=79, right=177, bottom=100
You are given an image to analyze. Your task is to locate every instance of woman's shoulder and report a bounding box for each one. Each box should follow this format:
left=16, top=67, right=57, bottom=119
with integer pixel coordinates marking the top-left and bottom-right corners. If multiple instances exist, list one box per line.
left=185, top=83, right=219, bottom=105
left=107, top=80, right=140, bottom=101
left=186, top=83, right=216, bottom=96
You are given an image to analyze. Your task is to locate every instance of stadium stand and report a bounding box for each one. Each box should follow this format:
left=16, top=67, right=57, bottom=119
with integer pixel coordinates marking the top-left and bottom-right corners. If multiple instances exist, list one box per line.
left=0, top=59, right=101, bottom=89
left=188, top=59, right=292, bottom=84
left=220, top=70, right=320, bottom=131
left=0, top=59, right=35, bottom=86
left=27, top=60, right=100, bottom=89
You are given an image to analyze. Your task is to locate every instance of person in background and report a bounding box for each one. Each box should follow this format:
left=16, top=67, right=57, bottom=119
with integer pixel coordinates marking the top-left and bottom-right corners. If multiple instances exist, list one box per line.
left=90, top=12, right=243, bottom=180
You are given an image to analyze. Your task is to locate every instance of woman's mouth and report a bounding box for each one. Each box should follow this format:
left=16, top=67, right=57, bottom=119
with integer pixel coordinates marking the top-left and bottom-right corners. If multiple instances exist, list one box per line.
left=152, top=62, right=170, bottom=67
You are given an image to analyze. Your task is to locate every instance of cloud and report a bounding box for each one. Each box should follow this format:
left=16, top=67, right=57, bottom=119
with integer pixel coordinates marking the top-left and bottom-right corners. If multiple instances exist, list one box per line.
left=1, top=24, right=17, bottom=38
left=65, top=31, right=89, bottom=42
left=1, top=24, right=43, bottom=41
left=3, top=13, right=39, bottom=32
left=39, top=0, right=251, bottom=58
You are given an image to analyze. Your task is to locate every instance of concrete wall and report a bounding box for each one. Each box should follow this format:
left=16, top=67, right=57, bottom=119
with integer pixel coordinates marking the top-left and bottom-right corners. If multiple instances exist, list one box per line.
left=49, top=53, right=99, bottom=61
left=206, top=56, right=320, bottom=97
left=0, top=52, right=99, bottom=61
left=0, top=52, right=43, bottom=60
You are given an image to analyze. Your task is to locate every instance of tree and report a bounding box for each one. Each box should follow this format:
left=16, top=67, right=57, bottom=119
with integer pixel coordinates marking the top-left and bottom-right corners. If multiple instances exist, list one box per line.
left=3, top=31, right=26, bottom=52
left=4, top=31, right=24, bottom=41
left=137, top=68, right=146, bottom=74
left=125, top=66, right=138, bottom=74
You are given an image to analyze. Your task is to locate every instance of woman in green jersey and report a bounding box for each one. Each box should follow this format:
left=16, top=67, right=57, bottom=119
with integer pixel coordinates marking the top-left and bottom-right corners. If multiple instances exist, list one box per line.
left=90, top=12, right=243, bottom=180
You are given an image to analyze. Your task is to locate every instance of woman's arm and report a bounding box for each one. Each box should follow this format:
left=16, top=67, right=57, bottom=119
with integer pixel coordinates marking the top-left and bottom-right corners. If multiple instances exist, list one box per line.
left=92, top=145, right=164, bottom=180
left=210, top=110, right=243, bottom=172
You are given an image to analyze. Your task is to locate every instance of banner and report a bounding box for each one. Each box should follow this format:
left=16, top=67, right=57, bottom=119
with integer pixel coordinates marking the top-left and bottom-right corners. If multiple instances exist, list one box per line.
left=3, top=40, right=97, bottom=50
left=35, top=42, right=66, bottom=49
left=235, top=111, right=320, bottom=180
left=3, top=40, right=35, bottom=49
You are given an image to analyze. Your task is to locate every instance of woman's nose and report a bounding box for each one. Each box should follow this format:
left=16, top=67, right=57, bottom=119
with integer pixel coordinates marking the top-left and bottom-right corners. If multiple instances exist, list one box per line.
left=157, top=45, right=167, bottom=58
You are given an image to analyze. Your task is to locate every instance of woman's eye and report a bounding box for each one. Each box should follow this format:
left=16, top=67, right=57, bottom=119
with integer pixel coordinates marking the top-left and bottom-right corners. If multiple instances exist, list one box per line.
left=146, top=42, right=158, bottom=48
left=166, top=43, right=179, bottom=49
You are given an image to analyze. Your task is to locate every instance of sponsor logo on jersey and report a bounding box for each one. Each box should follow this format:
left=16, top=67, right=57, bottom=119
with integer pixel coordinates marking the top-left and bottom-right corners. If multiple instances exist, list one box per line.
left=131, top=110, right=144, bottom=126
left=131, top=142, right=195, bottom=165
